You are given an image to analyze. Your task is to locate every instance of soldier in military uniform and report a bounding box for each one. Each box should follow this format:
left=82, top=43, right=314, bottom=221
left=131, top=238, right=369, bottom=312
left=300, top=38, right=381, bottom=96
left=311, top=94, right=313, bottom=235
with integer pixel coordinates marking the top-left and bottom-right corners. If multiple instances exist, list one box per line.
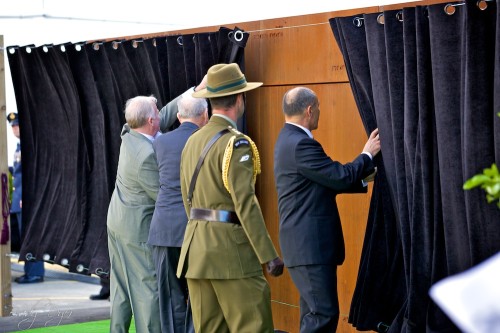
left=7, top=112, right=45, bottom=283
left=177, top=63, right=284, bottom=333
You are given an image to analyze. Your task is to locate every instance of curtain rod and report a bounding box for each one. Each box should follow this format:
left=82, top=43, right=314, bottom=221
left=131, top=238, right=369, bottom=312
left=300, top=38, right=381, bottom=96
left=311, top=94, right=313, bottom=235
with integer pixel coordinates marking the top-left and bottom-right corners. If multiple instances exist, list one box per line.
left=353, top=0, right=494, bottom=27
left=5, top=0, right=495, bottom=52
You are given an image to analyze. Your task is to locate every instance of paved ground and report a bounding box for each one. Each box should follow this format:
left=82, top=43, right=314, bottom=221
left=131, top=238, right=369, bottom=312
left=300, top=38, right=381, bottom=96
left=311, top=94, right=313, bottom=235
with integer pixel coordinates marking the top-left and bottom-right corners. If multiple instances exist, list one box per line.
left=0, top=259, right=110, bottom=332
left=1, top=258, right=290, bottom=332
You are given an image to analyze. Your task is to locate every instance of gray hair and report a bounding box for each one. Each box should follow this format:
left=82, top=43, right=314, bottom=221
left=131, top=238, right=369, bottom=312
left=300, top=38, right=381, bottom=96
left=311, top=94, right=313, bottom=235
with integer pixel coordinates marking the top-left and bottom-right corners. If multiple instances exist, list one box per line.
left=282, top=87, right=317, bottom=117
left=178, top=95, right=208, bottom=119
left=124, top=95, right=157, bottom=128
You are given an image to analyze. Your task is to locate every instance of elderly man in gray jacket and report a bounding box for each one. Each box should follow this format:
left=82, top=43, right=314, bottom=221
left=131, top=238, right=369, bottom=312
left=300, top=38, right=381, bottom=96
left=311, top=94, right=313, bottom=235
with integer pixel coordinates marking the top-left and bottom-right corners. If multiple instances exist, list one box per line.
left=107, top=84, right=205, bottom=333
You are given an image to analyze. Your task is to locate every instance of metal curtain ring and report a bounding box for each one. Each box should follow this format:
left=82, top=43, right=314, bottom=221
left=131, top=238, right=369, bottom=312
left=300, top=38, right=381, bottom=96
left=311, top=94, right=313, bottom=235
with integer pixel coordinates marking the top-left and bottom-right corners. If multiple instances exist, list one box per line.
left=353, top=17, right=364, bottom=27
left=234, top=30, right=244, bottom=42
left=444, top=3, right=465, bottom=15
left=95, top=268, right=109, bottom=276
left=377, top=13, right=385, bottom=25
left=396, top=11, right=403, bottom=22
left=177, top=36, right=183, bottom=46
left=76, top=264, right=89, bottom=273
left=477, top=0, right=488, bottom=10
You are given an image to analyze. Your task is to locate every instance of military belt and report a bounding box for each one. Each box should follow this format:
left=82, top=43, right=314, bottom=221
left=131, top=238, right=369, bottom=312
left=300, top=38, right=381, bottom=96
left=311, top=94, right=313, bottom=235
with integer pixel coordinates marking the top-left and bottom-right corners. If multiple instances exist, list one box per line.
left=190, top=208, right=241, bottom=225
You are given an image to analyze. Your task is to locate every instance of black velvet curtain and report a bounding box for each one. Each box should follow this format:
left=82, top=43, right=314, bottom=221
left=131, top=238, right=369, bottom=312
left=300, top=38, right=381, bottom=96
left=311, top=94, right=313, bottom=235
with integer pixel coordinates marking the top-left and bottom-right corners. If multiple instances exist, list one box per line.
left=330, top=1, right=500, bottom=332
left=7, top=26, right=249, bottom=278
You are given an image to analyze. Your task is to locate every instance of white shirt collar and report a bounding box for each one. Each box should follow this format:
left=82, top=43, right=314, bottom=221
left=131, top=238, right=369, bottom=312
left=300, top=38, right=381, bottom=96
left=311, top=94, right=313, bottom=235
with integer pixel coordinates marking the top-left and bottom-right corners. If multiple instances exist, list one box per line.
left=139, top=132, right=156, bottom=142
left=286, top=122, right=313, bottom=139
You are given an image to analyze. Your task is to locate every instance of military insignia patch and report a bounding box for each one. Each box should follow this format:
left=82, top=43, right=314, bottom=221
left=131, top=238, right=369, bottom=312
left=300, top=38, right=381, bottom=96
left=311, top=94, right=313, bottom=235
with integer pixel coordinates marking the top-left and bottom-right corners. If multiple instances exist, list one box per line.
left=234, top=138, right=249, bottom=148
left=240, top=154, right=250, bottom=162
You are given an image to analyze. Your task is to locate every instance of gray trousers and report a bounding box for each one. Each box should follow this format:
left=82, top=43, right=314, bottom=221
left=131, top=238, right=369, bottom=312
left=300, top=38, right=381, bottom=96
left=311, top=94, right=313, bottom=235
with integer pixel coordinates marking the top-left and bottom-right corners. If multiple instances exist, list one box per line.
left=152, top=246, right=194, bottom=333
left=288, top=264, right=339, bottom=333
left=108, top=229, right=160, bottom=333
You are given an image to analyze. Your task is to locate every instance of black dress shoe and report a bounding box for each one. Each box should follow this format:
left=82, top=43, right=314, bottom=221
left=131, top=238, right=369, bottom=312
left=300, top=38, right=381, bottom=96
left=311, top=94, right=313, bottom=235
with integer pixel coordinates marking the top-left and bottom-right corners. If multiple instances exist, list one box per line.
left=15, top=275, right=44, bottom=284
left=89, top=293, right=110, bottom=300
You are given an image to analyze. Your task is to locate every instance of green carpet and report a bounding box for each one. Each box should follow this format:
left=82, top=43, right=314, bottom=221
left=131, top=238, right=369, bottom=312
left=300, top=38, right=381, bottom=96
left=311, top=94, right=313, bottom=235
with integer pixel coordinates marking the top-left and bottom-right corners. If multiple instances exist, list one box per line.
left=23, top=319, right=136, bottom=332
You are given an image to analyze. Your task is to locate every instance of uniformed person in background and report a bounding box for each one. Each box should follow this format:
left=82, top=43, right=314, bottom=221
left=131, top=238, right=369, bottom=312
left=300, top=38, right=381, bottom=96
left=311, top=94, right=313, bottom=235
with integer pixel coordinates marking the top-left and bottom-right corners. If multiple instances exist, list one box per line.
left=177, top=63, right=284, bottom=333
left=7, top=112, right=45, bottom=283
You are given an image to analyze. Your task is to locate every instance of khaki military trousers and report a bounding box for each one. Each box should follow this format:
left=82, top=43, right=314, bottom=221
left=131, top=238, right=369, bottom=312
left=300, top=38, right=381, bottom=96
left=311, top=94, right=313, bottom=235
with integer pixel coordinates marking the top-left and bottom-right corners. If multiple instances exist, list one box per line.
left=187, top=275, right=274, bottom=333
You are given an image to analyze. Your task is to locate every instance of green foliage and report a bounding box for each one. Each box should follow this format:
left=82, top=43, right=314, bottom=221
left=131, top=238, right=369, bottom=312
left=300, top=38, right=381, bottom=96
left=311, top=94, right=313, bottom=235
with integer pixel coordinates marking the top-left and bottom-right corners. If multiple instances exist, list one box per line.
left=463, top=163, right=500, bottom=209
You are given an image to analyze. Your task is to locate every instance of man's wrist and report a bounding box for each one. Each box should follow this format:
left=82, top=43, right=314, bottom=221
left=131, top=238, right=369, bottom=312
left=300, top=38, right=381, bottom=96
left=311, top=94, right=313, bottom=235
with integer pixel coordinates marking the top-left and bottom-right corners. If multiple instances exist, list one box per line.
left=361, top=151, right=373, bottom=160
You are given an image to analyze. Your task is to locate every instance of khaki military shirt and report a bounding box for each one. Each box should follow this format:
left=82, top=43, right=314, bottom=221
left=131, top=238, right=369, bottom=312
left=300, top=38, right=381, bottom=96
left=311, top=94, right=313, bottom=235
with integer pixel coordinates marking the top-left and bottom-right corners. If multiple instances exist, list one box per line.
left=177, top=115, right=278, bottom=279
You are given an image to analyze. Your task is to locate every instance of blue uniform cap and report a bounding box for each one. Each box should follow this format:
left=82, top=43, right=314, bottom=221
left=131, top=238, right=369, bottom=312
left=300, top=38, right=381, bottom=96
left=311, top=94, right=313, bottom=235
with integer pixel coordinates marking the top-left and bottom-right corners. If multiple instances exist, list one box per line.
left=7, top=112, right=19, bottom=126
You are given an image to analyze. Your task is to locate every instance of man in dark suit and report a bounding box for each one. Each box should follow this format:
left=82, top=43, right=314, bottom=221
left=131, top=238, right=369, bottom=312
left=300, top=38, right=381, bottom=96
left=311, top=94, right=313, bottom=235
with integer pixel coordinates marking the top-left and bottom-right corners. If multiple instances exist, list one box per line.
left=148, top=91, right=208, bottom=333
left=273, top=87, right=381, bottom=332
left=7, top=112, right=45, bottom=284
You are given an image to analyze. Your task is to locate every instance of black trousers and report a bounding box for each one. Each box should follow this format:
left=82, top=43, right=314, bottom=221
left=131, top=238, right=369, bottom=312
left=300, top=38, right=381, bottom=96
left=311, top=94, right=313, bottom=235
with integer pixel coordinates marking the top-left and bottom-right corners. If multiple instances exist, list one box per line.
left=288, top=264, right=339, bottom=333
left=9, top=213, right=22, bottom=253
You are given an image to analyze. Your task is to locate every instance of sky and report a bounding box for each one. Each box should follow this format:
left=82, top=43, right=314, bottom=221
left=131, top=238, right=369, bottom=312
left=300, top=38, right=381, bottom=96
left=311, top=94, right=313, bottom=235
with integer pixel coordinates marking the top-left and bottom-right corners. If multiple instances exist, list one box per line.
left=1, top=0, right=420, bottom=164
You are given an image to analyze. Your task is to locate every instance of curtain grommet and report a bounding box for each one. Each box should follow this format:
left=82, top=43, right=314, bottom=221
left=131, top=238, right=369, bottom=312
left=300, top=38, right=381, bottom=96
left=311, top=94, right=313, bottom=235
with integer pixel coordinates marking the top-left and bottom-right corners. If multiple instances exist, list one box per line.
left=477, top=0, right=488, bottom=10
left=353, top=17, right=364, bottom=27
left=377, top=13, right=385, bottom=25
left=396, top=11, right=404, bottom=22
left=234, top=30, right=244, bottom=42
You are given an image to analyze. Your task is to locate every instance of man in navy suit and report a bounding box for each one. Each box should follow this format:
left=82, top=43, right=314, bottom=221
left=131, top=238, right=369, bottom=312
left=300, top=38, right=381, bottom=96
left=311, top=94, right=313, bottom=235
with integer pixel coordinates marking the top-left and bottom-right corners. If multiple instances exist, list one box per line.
left=273, top=87, right=381, bottom=332
left=148, top=91, right=208, bottom=333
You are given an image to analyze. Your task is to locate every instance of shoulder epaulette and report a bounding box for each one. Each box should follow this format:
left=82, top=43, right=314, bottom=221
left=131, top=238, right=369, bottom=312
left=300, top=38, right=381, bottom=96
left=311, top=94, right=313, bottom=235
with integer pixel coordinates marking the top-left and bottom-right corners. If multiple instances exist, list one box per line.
left=222, top=126, right=261, bottom=193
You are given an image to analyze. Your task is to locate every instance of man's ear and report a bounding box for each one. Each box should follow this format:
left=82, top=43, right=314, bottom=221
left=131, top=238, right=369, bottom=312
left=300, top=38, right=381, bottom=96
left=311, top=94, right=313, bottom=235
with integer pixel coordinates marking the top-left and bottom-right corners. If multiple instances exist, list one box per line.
left=306, top=105, right=313, bottom=118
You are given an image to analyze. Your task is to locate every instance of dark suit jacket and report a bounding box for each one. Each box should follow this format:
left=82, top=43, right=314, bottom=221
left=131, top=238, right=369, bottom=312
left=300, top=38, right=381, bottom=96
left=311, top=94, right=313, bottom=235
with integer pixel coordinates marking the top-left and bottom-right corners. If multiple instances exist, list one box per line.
left=274, top=123, right=375, bottom=267
left=148, top=121, right=199, bottom=247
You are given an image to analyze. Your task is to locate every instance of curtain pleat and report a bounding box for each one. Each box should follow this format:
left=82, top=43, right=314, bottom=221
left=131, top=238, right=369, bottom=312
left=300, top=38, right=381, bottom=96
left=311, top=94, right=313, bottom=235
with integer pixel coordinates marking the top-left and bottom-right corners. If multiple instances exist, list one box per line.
left=166, top=35, right=188, bottom=101
left=331, top=1, right=500, bottom=332
left=181, top=34, right=197, bottom=90
left=10, top=46, right=85, bottom=266
left=65, top=44, right=112, bottom=276
left=194, top=32, right=216, bottom=85
left=7, top=27, right=248, bottom=277
left=123, top=39, right=165, bottom=105
left=330, top=15, right=405, bottom=332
